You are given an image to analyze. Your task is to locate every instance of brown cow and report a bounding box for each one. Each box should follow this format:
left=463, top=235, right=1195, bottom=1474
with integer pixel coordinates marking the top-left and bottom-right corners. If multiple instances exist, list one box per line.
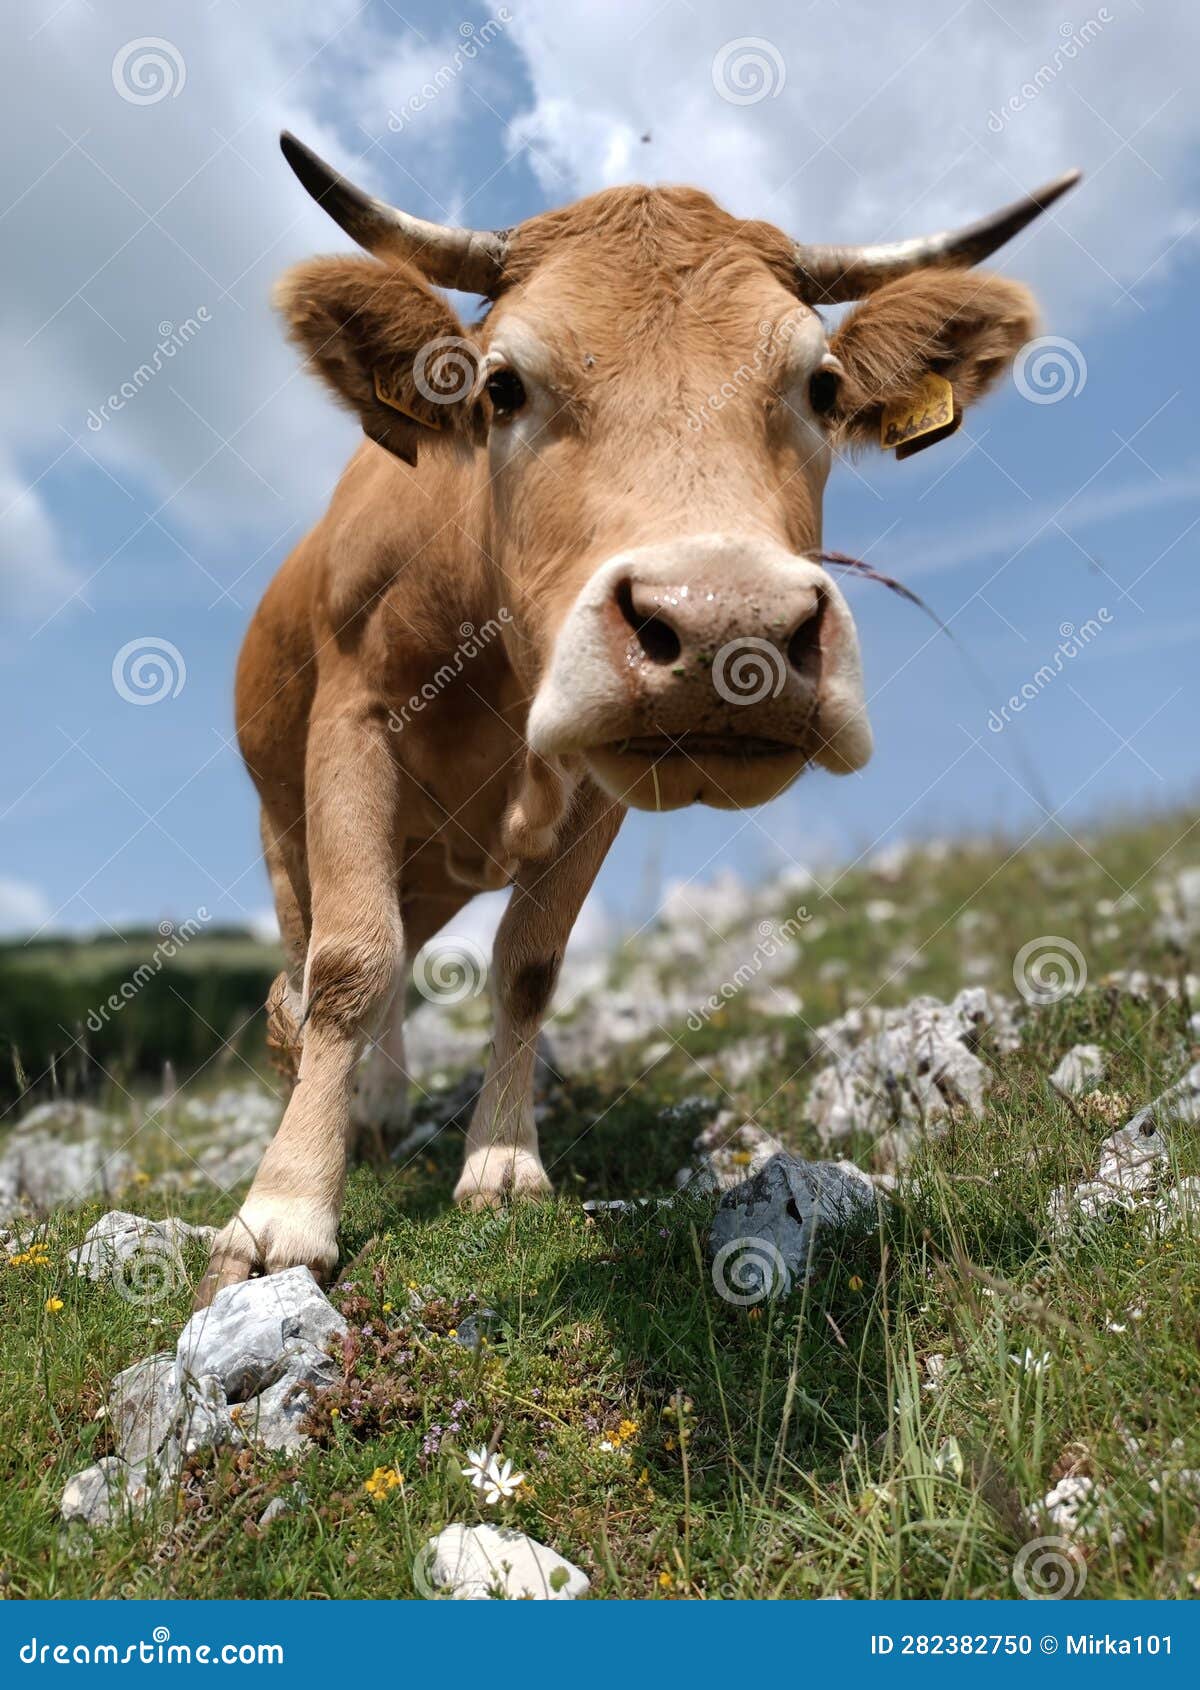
left=195, top=133, right=1078, bottom=1304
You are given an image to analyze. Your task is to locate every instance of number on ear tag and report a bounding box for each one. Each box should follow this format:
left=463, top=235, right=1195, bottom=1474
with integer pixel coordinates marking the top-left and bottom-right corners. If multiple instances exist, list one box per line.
left=881, top=373, right=960, bottom=459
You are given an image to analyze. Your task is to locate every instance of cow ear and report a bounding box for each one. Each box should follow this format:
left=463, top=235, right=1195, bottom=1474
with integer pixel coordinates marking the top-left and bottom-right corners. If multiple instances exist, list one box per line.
left=827, top=270, right=1038, bottom=453
left=273, top=256, right=482, bottom=465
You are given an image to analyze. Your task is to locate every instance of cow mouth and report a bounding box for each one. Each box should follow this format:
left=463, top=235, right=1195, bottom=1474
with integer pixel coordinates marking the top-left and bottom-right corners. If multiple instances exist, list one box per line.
left=604, top=733, right=799, bottom=762
left=582, top=733, right=809, bottom=812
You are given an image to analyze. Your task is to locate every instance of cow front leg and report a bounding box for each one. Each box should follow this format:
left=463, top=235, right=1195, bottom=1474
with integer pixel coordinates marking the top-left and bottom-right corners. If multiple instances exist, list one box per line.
left=195, top=709, right=402, bottom=1305
left=455, top=783, right=622, bottom=1209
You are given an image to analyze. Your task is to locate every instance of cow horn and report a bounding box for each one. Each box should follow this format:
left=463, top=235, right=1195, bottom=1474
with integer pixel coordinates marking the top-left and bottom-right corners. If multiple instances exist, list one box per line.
left=280, top=131, right=507, bottom=295
left=792, top=169, right=1081, bottom=304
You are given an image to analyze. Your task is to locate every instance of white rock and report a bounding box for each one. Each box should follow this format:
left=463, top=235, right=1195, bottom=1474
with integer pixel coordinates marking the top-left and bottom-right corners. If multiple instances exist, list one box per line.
left=1027, top=1475, right=1117, bottom=1542
left=108, top=1352, right=182, bottom=1465
left=175, top=1265, right=346, bottom=1401
left=674, top=1114, right=784, bottom=1194
left=235, top=1342, right=338, bottom=1451
left=0, top=1111, right=132, bottom=1223
left=805, top=988, right=1020, bottom=1167
left=258, top=1485, right=307, bottom=1528
left=1049, top=1044, right=1106, bottom=1096
left=69, top=1210, right=214, bottom=1283
left=169, top=1372, right=240, bottom=1457
left=60, top=1457, right=155, bottom=1527
left=707, top=1152, right=879, bottom=1300
left=422, top=1523, right=589, bottom=1600
left=1048, top=1064, right=1200, bottom=1231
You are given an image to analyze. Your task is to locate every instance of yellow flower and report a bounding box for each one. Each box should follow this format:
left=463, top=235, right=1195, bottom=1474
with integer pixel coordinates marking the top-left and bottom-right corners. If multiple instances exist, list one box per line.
left=44, top=1296, right=64, bottom=1313
left=364, top=1466, right=404, bottom=1500
left=382, top=1302, right=394, bottom=1313
left=617, top=1418, right=639, bottom=1443
left=133, top=1170, right=151, bottom=1186
left=448, top=1328, right=458, bottom=1338
left=849, top=1274, right=864, bottom=1292
left=658, top=1570, right=674, bottom=1589
left=329, top=1406, right=340, bottom=1419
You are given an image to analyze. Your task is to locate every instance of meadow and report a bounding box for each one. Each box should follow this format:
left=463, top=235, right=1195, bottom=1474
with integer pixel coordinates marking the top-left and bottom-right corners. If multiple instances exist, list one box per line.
left=2, top=810, right=1198, bottom=1599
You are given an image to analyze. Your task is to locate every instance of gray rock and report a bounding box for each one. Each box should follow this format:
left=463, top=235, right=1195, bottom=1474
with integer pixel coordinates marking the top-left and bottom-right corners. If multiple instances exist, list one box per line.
left=108, top=1352, right=182, bottom=1465
left=1048, top=1064, right=1200, bottom=1232
left=258, top=1484, right=308, bottom=1528
left=176, top=1265, right=347, bottom=1401
left=420, top=1523, right=589, bottom=1600
left=806, top=988, right=1019, bottom=1167
left=453, top=1308, right=503, bottom=1352
left=1049, top=1044, right=1106, bottom=1096
left=60, top=1456, right=155, bottom=1527
left=0, top=1109, right=132, bottom=1223
left=169, top=1372, right=240, bottom=1457
left=708, top=1152, right=879, bottom=1301
left=235, top=1342, right=338, bottom=1451
left=69, top=1210, right=214, bottom=1284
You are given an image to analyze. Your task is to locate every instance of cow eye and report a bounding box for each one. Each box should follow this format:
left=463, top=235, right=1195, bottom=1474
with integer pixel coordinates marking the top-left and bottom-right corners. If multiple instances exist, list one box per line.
left=809, top=363, right=841, bottom=417
left=485, top=366, right=526, bottom=418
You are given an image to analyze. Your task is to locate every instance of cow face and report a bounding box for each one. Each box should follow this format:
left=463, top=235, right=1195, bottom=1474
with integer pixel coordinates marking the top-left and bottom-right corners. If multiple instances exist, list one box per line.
left=276, top=136, right=1069, bottom=815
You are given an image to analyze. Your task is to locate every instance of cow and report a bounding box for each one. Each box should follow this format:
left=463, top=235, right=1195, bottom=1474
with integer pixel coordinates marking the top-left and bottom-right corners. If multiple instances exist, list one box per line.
left=194, top=131, right=1079, bottom=1306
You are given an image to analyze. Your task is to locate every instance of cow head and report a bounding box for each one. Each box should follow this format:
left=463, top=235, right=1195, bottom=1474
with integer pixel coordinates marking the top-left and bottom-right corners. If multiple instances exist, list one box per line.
left=275, top=134, right=1076, bottom=822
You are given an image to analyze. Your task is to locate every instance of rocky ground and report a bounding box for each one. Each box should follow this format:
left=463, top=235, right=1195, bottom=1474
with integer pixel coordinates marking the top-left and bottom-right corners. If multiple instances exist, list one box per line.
left=2, top=814, right=1199, bottom=1598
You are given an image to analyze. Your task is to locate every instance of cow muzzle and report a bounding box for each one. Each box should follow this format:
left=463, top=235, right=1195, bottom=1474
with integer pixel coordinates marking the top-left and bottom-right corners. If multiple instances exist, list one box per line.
left=526, top=534, right=873, bottom=811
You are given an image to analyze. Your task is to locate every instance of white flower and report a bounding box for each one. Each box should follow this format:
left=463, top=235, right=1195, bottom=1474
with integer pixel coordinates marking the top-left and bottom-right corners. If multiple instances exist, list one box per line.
left=460, top=1444, right=525, bottom=1506
left=482, top=1456, right=525, bottom=1505
left=1009, top=1347, right=1051, bottom=1375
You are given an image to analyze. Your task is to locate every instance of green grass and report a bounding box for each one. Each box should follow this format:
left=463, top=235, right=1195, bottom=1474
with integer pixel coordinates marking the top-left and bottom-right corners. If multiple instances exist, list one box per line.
left=1, top=811, right=1198, bottom=1598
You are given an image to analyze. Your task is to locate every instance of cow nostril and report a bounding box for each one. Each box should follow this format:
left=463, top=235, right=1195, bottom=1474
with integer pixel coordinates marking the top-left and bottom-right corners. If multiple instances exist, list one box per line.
left=615, top=578, right=682, bottom=666
left=786, top=590, right=825, bottom=676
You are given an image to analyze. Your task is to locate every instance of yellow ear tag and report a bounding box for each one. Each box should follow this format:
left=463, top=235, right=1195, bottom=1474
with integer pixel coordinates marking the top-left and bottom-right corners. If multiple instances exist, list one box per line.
left=880, top=373, right=959, bottom=459
left=373, top=369, right=442, bottom=431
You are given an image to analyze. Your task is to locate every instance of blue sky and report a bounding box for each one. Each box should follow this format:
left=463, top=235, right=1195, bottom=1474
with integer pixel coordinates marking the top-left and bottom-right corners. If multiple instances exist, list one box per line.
left=1, top=0, right=1197, bottom=942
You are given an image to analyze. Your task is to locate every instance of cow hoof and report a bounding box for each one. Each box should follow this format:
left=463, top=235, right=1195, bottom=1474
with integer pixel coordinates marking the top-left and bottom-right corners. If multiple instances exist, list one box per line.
left=453, top=1149, right=553, bottom=1211
left=192, top=1196, right=339, bottom=1310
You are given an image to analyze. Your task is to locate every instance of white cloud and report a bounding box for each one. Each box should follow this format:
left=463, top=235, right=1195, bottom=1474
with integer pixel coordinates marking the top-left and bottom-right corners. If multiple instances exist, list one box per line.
left=0, top=875, right=53, bottom=936
left=503, top=0, right=1200, bottom=324
left=1, top=1, right=497, bottom=616
left=0, top=453, right=79, bottom=610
